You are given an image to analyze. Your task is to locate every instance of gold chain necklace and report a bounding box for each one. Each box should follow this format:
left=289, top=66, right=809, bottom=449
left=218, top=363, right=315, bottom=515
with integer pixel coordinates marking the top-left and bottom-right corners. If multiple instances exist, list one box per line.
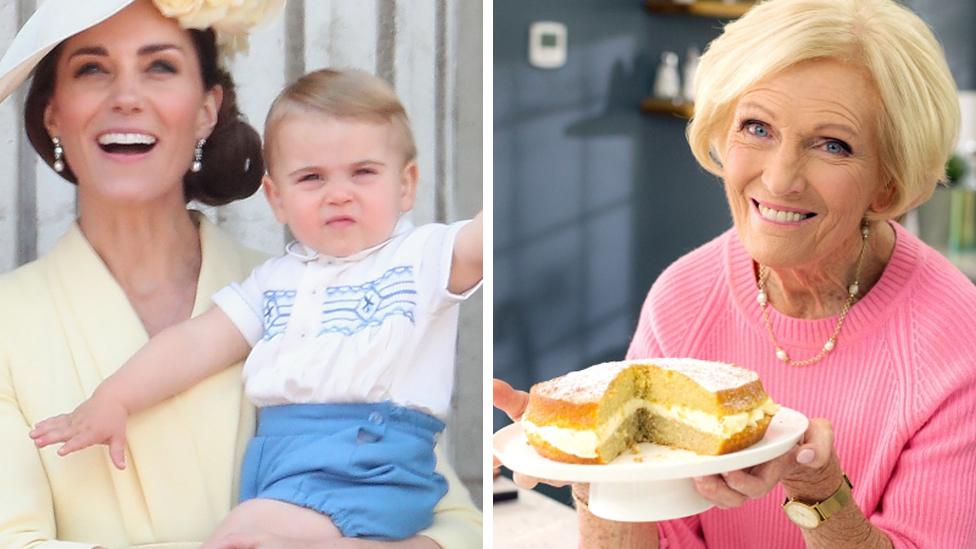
left=756, top=222, right=870, bottom=367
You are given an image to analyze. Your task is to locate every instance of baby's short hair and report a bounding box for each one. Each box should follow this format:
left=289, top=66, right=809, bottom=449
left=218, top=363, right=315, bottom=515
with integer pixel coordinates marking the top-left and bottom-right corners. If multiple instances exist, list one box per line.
left=264, top=68, right=417, bottom=167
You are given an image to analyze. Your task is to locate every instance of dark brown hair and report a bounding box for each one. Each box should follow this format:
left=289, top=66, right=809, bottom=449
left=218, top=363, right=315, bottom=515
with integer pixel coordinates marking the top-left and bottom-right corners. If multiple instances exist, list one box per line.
left=24, top=29, right=263, bottom=206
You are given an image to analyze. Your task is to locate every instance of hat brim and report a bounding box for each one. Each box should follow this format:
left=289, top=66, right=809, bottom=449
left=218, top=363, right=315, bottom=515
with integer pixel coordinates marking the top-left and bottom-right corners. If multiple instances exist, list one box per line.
left=0, top=0, right=136, bottom=104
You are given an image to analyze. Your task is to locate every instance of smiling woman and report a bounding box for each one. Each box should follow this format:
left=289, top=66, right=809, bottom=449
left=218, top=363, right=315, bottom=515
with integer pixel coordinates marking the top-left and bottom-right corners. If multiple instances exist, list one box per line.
left=493, top=0, right=976, bottom=547
left=0, top=1, right=482, bottom=548
left=23, top=0, right=263, bottom=208
left=722, top=59, right=892, bottom=321
left=44, top=18, right=219, bottom=201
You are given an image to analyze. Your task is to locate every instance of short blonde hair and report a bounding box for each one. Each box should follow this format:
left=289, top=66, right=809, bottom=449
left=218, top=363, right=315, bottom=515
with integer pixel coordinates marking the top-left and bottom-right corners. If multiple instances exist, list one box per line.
left=687, top=0, right=959, bottom=219
left=264, top=68, right=417, bottom=168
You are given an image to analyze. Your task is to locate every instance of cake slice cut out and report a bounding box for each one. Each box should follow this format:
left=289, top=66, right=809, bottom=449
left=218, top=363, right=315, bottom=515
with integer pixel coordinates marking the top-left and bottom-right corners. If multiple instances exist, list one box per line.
left=522, top=359, right=779, bottom=464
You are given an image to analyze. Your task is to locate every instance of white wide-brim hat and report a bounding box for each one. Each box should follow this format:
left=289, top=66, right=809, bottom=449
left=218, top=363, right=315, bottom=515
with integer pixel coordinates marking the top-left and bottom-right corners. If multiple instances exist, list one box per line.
left=0, top=0, right=136, bottom=104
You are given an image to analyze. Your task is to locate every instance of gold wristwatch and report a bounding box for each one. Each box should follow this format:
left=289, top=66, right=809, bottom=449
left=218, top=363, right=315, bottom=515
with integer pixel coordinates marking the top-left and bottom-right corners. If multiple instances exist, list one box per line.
left=782, top=474, right=853, bottom=529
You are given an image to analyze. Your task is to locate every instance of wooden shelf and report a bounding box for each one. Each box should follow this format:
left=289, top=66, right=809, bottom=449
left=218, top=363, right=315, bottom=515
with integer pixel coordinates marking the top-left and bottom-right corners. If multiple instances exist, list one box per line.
left=644, top=0, right=755, bottom=18
left=640, top=98, right=694, bottom=118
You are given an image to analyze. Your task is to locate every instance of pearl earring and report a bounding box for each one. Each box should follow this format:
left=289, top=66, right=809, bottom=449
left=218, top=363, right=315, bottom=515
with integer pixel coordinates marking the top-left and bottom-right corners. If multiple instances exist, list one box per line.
left=191, top=138, right=205, bottom=173
left=52, top=136, right=64, bottom=173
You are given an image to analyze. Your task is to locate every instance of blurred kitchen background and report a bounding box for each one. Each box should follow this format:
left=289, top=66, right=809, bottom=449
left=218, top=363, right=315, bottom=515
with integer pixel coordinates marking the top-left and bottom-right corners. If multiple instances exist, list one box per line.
left=492, top=0, right=976, bottom=523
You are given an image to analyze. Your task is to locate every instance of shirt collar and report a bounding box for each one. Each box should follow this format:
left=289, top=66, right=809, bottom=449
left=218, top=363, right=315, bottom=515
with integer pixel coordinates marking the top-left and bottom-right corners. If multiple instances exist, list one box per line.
left=285, top=216, right=414, bottom=264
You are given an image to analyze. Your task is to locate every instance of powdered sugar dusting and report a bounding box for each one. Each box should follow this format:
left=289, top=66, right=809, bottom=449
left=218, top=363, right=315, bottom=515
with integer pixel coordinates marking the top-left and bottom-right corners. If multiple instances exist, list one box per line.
left=532, top=361, right=631, bottom=403
left=533, top=359, right=757, bottom=403
left=649, top=358, right=758, bottom=393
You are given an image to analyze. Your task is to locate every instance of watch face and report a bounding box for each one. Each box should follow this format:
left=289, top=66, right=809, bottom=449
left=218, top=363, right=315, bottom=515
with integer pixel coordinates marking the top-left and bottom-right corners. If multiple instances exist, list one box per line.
left=784, top=502, right=821, bottom=529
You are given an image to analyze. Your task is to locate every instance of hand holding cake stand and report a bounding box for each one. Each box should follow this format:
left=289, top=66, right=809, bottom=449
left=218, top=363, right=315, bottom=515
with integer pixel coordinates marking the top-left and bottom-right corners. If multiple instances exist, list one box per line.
left=493, top=407, right=808, bottom=522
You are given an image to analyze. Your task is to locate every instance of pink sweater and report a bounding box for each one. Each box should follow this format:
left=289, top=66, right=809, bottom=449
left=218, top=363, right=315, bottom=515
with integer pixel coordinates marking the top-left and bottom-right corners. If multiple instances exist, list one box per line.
left=627, top=222, right=976, bottom=549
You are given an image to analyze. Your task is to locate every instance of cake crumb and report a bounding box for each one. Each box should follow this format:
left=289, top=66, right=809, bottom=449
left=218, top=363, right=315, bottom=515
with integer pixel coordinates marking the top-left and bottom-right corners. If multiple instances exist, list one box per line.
left=633, top=456, right=645, bottom=463
left=629, top=444, right=640, bottom=455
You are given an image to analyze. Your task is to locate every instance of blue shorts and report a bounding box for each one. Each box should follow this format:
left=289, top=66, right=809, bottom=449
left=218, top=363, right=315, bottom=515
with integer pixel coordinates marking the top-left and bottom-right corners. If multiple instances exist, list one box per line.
left=239, top=402, right=447, bottom=540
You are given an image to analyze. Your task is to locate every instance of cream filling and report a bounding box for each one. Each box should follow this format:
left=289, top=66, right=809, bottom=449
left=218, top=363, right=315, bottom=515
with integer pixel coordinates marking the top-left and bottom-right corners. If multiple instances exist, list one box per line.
left=523, top=398, right=778, bottom=459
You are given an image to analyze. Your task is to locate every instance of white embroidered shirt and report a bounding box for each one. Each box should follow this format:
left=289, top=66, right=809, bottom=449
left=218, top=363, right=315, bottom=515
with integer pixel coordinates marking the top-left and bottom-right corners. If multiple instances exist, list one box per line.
left=212, top=219, right=479, bottom=417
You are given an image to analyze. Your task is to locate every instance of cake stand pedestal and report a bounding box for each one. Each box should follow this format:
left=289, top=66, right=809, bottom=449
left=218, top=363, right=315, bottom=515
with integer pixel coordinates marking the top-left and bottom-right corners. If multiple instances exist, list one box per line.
left=493, top=407, right=808, bottom=522
left=589, top=477, right=713, bottom=521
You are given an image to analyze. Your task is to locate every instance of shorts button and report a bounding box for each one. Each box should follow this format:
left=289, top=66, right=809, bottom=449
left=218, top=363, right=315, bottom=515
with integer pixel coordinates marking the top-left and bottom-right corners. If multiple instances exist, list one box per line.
left=368, top=411, right=384, bottom=425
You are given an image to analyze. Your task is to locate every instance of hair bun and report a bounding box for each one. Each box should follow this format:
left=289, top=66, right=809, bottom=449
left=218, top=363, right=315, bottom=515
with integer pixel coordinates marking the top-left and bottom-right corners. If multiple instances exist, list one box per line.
left=182, top=59, right=264, bottom=206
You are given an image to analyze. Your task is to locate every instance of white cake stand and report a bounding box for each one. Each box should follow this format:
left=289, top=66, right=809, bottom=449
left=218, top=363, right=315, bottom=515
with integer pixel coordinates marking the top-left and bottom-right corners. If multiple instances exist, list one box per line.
left=493, top=407, right=808, bottom=522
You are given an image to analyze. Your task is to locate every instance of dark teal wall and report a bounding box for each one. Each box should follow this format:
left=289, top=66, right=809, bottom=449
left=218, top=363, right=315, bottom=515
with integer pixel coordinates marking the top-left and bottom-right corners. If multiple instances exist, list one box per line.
left=909, top=0, right=976, bottom=90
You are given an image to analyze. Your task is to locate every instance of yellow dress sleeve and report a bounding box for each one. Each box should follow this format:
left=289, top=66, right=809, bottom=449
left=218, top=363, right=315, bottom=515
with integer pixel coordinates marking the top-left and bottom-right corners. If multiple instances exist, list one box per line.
left=0, top=342, right=97, bottom=549
left=419, top=445, right=483, bottom=548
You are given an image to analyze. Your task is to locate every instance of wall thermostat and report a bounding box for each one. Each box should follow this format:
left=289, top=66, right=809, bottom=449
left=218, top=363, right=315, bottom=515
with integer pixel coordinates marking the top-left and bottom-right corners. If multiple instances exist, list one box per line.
left=529, top=21, right=567, bottom=69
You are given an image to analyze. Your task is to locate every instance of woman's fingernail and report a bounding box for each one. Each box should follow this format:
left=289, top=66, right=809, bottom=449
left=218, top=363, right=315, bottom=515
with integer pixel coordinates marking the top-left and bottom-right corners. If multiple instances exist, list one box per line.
left=797, top=448, right=815, bottom=464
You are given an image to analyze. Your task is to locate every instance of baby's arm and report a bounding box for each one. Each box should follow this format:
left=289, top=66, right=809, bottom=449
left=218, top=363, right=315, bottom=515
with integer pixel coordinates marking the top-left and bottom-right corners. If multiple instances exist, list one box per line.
left=448, top=210, right=483, bottom=294
left=30, top=307, right=249, bottom=469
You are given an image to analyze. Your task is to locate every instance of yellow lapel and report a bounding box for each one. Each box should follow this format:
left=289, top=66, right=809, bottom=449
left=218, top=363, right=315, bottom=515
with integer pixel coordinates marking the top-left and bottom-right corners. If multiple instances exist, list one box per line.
left=43, top=212, right=259, bottom=530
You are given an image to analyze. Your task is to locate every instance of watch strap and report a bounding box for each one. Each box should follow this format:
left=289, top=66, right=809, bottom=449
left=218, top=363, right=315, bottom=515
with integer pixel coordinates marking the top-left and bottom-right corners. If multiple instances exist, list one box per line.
left=812, top=474, right=852, bottom=520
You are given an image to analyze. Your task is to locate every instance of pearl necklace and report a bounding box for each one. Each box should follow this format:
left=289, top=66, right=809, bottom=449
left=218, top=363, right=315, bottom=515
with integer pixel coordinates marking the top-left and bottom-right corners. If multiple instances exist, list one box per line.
left=756, top=222, right=870, bottom=367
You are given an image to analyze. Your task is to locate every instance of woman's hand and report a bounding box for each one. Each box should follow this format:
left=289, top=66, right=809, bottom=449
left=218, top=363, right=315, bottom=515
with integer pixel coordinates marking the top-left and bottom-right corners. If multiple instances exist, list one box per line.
left=492, top=378, right=528, bottom=427
left=28, top=391, right=129, bottom=470
left=492, top=378, right=569, bottom=489
left=693, top=418, right=839, bottom=508
left=492, top=379, right=528, bottom=478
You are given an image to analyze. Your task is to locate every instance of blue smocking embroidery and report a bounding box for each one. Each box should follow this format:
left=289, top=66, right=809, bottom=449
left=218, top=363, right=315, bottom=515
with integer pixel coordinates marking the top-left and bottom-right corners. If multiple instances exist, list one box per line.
left=319, top=266, right=416, bottom=336
left=262, top=290, right=297, bottom=340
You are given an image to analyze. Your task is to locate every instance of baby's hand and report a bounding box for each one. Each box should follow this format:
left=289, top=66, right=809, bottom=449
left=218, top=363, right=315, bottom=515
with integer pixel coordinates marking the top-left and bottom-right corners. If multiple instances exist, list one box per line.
left=29, top=393, right=129, bottom=469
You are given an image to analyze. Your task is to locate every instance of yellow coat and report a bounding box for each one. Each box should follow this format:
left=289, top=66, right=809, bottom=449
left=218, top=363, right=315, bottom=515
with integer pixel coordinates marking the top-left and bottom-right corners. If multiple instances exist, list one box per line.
left=0, top=216, right=481, bottom=549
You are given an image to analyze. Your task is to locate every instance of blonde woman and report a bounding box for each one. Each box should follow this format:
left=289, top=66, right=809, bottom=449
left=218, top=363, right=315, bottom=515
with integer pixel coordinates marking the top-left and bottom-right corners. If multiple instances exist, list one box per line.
left=0, top=1, right=480, bottom=547
left=495, top=0, right=976, bottom=547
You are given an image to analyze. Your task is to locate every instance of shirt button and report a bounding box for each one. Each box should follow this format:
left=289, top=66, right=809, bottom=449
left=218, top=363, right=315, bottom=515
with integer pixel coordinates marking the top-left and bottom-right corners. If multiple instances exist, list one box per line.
left=368, top=411, right=384, bottom=425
